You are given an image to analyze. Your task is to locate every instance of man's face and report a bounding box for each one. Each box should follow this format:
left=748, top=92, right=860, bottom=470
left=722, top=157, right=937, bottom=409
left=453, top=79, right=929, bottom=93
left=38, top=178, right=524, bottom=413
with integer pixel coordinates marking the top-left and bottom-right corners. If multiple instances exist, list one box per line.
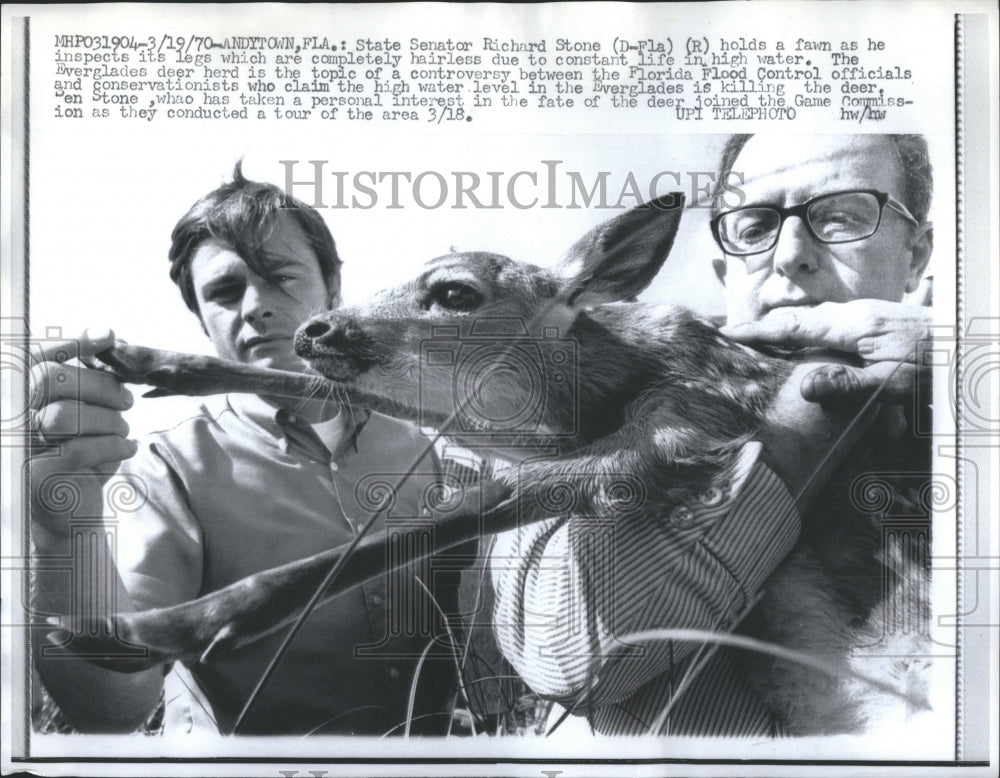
left=717, top=135, right=932, bottom=324
left=190, top=216, right=334, bottom=371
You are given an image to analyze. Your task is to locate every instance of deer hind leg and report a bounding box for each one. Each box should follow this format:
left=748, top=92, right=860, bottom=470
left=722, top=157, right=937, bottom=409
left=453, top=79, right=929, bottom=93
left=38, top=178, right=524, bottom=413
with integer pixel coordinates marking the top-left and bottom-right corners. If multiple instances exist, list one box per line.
left=740, top=544, right=931, bottom=735
left=739, top=546, right=870, bottom=734
left=52, top=480, right=516, bottom=672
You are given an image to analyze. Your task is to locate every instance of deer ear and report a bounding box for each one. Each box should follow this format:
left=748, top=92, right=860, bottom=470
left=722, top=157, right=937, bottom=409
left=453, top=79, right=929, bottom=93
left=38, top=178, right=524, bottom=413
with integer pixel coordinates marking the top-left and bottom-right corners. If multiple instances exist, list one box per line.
left=555, top=193, right=685, bottom=307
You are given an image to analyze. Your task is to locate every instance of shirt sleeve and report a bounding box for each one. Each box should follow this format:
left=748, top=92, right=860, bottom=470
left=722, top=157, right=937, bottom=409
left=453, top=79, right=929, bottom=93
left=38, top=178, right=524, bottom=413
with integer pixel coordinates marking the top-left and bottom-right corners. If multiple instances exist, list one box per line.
left=489, top=441, right=799, bottom=707
left=104, top=438, right=204, bottom=612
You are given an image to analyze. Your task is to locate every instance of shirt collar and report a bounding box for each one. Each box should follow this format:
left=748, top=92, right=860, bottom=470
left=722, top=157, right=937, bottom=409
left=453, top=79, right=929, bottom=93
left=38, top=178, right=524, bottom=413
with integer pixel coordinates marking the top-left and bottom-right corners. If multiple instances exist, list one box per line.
left=226, top=393, right=370, bottom=456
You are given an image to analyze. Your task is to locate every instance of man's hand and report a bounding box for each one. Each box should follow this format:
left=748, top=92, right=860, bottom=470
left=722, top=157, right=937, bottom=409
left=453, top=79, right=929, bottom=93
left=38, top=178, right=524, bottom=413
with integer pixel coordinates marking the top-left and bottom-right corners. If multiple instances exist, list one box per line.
left=721, top=300, right=931, bottom=405
left=30, top=328, right=137, bottom=466
left=30, top=329, right=138, bottom=535
left=29, top=330, right=164, bottom=732
left=758, top=361, right=901, bottom=512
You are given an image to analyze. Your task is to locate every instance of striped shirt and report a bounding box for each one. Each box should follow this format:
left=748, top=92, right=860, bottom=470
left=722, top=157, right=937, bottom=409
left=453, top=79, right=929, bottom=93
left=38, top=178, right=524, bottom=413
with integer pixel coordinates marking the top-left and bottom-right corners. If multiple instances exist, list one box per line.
left=490, top=442, right=799, bottom=735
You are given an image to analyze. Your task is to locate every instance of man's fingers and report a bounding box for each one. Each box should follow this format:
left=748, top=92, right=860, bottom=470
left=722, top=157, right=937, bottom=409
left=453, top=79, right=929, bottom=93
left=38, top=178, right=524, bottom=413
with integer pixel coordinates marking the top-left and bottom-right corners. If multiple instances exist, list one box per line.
left=855, top=329, right=928, bottom=363
left=33, top=435, right=139, bottom=472
left=30, top=360, right=133, bottom=411
left=30, top=328, right=117, bottom=364
left=721, top=301, right=932, bottom=362
left=721, top=304, right=851, bottom=350
left=800, top=361, right=924, bottom=406
left=33, top=400, right=130, bottom=440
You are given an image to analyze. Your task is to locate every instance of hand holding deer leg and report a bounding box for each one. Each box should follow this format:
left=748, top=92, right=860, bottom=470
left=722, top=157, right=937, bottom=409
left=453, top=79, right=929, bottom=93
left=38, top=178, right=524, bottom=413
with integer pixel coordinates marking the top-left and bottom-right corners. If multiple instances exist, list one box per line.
left=721, top=300, right=932, bottom=406
left=29, top=329, right=162, bottom=732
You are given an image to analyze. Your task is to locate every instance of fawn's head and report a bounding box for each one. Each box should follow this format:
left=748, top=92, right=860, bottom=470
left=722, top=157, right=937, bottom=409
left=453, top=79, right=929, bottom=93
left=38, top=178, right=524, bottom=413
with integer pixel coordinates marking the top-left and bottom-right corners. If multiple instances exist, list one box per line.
left=295, top=196, right=685, bottom=441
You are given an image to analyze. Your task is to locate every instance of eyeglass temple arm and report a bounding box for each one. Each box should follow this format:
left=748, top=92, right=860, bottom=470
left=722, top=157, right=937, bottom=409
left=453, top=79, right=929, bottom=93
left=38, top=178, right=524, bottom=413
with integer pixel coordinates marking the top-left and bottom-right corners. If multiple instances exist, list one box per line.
left=886, top=195, right=920, bottom=224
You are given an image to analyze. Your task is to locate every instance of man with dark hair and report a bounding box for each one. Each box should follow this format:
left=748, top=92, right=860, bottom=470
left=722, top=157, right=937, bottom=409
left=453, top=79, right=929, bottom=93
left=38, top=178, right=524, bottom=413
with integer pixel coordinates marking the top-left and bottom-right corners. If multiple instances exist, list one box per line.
left=492, top=134, right=934, bottom=735
left=168, top=162, right=342, bottom=318
left=30, top=165, right=460, bottom=735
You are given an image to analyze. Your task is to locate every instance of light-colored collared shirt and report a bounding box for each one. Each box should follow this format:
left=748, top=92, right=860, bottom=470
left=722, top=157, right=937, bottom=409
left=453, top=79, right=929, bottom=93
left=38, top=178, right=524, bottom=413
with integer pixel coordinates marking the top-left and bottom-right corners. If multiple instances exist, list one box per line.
left=111, top=394, right=460, bottom=735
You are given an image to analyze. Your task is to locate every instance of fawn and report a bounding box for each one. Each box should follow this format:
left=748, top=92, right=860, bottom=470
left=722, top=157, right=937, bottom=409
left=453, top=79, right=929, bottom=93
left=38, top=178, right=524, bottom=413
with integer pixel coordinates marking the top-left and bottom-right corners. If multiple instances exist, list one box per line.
left=74, top=195, right=930, bottom=735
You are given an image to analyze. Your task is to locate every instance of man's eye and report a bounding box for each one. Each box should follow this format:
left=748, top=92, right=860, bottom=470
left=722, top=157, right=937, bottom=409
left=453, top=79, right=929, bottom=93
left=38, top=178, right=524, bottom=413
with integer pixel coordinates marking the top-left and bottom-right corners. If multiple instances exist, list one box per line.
left=739, top=223, right=768, bottom=239
left=736, top=220, right=774, bottom=244
left=425, top=282, right=483, bottom=312
left=812, top=208, right=869, bottom=238
left=205, top=284, right=241, bottom=303
left=816, top=210, right=856, bottom=225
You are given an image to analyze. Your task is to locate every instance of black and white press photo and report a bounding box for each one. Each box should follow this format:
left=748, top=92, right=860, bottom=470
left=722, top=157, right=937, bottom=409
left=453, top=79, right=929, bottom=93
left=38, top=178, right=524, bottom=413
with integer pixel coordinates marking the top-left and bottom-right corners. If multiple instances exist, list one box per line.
left=1, top=3, right=997, bottom=777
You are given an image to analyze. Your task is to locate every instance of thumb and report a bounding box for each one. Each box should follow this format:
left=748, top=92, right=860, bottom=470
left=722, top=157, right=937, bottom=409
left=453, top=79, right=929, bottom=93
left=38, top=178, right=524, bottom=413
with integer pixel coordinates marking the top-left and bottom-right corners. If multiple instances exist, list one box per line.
left=800, top=361, right=922, bottom=406
left=82, top=327, right=117, bottom=355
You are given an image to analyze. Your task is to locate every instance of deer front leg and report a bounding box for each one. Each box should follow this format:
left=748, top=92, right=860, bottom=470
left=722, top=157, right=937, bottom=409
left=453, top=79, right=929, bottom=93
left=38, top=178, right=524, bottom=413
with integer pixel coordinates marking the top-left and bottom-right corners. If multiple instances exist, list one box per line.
left=83, top=341, right=333, bottom=399
left=500, top=415, right=751, bottom=527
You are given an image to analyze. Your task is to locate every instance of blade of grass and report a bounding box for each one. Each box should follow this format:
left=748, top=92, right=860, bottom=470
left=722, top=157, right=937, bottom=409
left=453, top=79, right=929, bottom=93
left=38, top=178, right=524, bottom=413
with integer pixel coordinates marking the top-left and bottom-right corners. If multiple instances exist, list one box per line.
left=403, top=639, right=437, bottom=738
left=412, top=576, right=477, bottom=737
left=619, top=628, right=927, bottom=709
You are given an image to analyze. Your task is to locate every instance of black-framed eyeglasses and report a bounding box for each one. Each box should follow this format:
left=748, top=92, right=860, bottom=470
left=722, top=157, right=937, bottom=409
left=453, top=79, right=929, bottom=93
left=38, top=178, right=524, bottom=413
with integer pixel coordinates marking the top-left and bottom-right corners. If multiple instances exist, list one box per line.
left=710, top=189, right=920, bottom=261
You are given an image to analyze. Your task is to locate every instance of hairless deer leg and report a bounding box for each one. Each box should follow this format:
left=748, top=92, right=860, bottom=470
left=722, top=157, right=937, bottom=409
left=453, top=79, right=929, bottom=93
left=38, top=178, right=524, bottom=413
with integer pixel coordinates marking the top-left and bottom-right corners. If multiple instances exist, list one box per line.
left=82, top=342, right=434, bottom=423
left=48, top=481, right=515, bottom=672
left=84, top=342, right=337, bottom=399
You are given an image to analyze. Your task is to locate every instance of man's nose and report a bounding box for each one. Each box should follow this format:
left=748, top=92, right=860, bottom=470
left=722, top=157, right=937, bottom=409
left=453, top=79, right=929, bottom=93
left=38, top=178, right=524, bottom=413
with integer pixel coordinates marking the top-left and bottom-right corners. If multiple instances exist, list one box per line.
left=770, top=216, right=820, bottom=278
left=241, top=281, right=274, bottom=323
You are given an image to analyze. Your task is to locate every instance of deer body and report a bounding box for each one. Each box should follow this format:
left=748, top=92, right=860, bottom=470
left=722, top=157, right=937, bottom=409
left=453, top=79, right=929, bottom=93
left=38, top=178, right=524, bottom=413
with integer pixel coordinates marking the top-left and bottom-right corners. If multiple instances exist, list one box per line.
left=71, top=197, right=929, bottom=735
left=295, top=258, right=926, bottom=736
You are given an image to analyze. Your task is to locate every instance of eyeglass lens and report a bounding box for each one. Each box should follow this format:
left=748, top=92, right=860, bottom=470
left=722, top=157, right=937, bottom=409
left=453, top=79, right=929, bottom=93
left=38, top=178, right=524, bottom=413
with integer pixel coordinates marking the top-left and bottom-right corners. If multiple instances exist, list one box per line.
left=718, top=191, right=883, bottom=255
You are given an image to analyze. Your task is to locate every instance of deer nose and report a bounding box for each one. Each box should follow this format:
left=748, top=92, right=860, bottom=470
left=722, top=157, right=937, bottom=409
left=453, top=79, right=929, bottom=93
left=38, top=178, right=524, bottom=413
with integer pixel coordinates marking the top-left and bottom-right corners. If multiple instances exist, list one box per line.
left=298, top=316, right=365, bottom=352
left=301, top=319, right=333, bottom=341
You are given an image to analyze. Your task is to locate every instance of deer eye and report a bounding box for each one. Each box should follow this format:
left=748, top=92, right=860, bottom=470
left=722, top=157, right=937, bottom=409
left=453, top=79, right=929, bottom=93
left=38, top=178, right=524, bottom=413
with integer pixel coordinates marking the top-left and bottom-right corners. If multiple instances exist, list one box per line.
left=426, top=282, right=483, bottom=312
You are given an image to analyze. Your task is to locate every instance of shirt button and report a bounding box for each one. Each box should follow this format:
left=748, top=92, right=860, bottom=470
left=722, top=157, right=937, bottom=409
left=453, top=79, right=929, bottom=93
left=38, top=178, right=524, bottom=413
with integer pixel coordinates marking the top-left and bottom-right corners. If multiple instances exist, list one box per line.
left=699, top=486, right=724, bottom=507
left=287, top=414, right=298, bottom=424
left=370, top=593, right=382, bottom=605
left=330, top=462, right=339, bottom=472
left=388, top=667, right=400, bottom=680
left=670, top=505, right=695, bottom=527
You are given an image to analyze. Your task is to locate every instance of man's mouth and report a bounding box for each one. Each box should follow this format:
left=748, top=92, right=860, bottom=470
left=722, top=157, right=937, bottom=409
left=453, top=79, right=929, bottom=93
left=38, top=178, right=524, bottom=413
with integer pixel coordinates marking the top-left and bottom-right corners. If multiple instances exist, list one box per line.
left=243, top=334, right=289, bottom=352
left=762, top=300, right=817, bottom=315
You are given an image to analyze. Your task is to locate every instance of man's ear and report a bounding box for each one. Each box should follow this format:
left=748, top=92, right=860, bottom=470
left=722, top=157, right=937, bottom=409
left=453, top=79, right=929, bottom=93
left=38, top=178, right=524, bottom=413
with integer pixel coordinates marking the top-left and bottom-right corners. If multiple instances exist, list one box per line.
left=905, top=223, right=934, bottom=294
left=712, top=258, right=727, bottom=286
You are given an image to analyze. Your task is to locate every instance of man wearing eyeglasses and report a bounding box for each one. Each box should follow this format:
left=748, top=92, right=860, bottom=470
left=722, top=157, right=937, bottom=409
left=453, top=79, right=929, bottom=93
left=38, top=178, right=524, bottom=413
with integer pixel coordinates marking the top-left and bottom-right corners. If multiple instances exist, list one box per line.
left=492, top=134, right=935, bottom=736
left=711, top=134, right=932, bottom=404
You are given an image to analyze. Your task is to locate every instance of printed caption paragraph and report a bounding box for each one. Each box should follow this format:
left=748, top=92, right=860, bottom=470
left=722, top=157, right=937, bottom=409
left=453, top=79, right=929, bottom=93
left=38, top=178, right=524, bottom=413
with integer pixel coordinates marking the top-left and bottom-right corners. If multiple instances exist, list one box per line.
left=55, top=33, right=914, bottom=124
